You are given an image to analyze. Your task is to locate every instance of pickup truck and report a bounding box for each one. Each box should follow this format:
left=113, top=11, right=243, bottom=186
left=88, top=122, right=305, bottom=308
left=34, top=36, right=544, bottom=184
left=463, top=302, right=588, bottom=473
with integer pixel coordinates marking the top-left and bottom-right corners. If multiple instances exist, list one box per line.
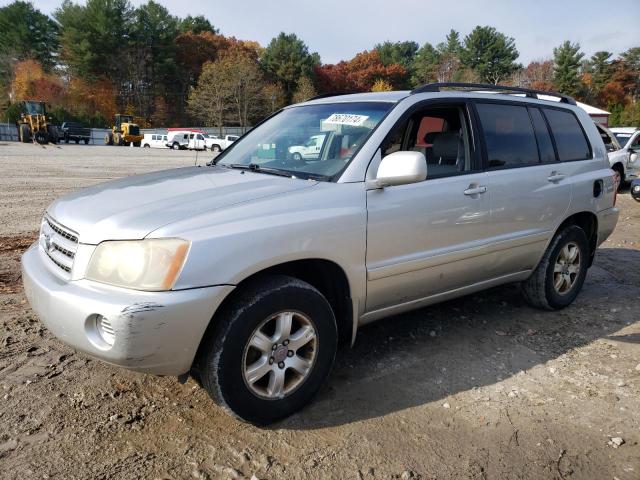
left=60, top=122, right=91, bottom=144
left=207, top=134, right=239, bottom=152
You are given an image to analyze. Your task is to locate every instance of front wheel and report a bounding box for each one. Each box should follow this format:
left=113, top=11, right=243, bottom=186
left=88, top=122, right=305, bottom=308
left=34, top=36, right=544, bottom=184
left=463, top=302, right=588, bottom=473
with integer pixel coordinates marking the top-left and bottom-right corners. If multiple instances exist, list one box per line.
left=198, top=275, right=337, bottom=425
left=521, top=225, right=589, bottom=310
left=211, top=144, right=221, bottom=152
left=172, top=142, right=180, bottom=150
left=612, top=165, right=624, bottom=191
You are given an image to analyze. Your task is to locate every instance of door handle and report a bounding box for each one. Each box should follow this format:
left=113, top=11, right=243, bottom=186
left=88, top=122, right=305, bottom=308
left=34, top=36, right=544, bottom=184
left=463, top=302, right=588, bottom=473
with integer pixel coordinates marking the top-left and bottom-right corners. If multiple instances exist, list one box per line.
left=548, top=171, right=565, bottom=182
left=464, top=185, right=487, bottom=195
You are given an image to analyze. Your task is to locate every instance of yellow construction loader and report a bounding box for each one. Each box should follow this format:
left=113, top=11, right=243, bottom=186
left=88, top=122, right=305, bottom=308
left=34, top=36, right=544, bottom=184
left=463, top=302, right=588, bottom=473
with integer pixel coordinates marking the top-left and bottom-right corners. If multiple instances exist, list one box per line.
left=104, top=114, right=143, bottom=146
left=16, top=101, right=58, bottom=144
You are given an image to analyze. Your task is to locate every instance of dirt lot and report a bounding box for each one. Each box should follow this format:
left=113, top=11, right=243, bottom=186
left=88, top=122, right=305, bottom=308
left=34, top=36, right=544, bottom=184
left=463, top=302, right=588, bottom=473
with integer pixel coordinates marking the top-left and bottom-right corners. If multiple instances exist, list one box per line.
left=0, top=142, right=638, bottom=480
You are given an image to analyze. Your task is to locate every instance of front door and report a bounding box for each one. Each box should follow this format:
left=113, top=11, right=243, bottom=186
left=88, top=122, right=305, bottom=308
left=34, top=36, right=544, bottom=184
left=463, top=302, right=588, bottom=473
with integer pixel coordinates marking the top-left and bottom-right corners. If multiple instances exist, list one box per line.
left=365, top=102, right=493, bottom=314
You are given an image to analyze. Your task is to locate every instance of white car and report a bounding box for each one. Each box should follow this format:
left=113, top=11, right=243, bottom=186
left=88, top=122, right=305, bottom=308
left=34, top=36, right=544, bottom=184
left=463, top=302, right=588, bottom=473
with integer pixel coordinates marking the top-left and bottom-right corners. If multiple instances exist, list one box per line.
left=288, top=134, right=326, bottom=160
left=141, top=133, right=168, bottom=149
left=609, top=127, right=640, bottom=186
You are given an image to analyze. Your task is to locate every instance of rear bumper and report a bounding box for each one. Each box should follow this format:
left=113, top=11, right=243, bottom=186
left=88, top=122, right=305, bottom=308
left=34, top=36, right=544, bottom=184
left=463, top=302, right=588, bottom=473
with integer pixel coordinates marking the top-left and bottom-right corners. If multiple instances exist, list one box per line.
left=22, top=244, right=233, bottom=376
left=596, top=206, right=619, bottom=246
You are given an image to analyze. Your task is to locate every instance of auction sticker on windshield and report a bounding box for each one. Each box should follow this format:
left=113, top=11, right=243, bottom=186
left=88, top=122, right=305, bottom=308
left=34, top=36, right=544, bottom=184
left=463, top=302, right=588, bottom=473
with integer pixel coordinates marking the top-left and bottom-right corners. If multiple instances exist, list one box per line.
left=324, top=113, right=369, bottom=126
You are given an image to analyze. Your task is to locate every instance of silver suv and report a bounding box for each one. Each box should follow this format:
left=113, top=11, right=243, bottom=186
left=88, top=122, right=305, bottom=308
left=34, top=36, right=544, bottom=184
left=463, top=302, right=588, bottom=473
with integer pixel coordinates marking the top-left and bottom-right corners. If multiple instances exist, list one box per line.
left=22, top=83, right=619, bottom=424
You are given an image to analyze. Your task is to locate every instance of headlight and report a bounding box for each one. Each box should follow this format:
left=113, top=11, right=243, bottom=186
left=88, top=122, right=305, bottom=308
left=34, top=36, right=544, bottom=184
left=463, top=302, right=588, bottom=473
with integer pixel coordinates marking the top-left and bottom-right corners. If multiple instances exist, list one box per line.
left=86, top=239, right=190, bottom=291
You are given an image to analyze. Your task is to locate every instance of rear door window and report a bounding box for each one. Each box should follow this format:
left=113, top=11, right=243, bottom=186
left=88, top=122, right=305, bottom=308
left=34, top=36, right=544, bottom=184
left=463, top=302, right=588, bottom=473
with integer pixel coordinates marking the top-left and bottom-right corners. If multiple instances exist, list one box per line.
left=528, top=108, right=557, bottom=163
left=476, top=103, right=539, bottom=169
left=542, top=108, right=591, bottom=161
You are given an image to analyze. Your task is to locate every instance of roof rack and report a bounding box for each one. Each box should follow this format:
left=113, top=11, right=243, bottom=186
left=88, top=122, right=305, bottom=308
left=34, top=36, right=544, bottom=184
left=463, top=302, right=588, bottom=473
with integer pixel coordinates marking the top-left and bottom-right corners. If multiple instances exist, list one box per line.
left=306, top=92, right=350, bottom=101
left=410, top=82, right=577, bottom=105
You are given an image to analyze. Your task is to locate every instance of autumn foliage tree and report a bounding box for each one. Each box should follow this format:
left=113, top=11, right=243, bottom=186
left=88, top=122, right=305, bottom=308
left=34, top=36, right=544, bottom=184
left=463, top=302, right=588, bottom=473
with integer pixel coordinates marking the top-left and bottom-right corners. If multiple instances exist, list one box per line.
left=315, top=50, right=406, bottom=93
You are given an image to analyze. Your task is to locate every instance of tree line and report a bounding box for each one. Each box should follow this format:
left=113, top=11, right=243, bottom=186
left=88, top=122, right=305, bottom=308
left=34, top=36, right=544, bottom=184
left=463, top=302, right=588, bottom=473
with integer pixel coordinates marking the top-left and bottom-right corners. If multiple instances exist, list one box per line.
left=0, top=0, right=638, bottom=130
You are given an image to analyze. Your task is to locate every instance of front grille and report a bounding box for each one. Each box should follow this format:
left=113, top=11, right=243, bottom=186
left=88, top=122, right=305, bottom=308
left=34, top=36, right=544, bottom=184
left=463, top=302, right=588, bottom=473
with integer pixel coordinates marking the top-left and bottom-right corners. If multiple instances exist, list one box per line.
left=40, top=215, right=79, bottom=276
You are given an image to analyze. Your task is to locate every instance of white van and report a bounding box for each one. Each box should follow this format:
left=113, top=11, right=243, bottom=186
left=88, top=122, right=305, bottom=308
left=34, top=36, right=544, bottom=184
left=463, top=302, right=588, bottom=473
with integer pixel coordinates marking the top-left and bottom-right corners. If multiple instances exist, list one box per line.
left=141, top=133, right=168, bottom=149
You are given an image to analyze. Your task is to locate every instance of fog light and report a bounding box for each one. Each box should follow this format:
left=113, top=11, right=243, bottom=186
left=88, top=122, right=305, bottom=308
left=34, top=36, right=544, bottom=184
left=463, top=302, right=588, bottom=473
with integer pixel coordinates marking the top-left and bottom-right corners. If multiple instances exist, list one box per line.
left=95, top=314, right=115, bottom=347
left=634, top=185, right=640, bottom=193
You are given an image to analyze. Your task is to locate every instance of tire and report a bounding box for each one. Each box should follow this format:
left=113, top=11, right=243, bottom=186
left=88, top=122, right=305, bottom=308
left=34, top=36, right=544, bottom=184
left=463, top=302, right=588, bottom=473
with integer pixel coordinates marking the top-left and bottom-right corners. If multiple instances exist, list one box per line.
left=65, top=136, right=70, bottom=144
left=172, top=142, right=180, bottom=150
left=612, top=164, right=624, bottom=191
left=47, top=126, right=57, bottom=144
left=212, top=144, right=221, bottom=152
left=292, top=152, right=302, bottom=161
left=104, top=133, right=113, bottom=146
left=520, top=225, right=589, bottom=310
left=75, top=139, right=79, bottom=144
left=83, top=138, right=89, bottom=145
left=133, top=141, right=141, bottom=147
left=198, top=275, right=337, bottom=425
left=143, top=143, right=150, bottom=148
left=35, top=130, right=48, bottom=144
left=19, top=124, right=31, bottom=143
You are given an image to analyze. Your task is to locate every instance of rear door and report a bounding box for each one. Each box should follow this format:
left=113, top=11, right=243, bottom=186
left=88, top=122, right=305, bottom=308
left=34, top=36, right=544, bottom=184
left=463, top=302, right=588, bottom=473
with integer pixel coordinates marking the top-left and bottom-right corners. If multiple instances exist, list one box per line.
left=474, top=101, right=572, bottom=278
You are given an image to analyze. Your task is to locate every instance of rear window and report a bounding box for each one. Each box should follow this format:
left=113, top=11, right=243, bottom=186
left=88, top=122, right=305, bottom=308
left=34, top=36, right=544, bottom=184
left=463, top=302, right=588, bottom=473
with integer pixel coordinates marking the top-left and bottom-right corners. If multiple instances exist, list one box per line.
left=476, top=103, right=539, bottom=169
left=543, top=108, right=591, bottom=161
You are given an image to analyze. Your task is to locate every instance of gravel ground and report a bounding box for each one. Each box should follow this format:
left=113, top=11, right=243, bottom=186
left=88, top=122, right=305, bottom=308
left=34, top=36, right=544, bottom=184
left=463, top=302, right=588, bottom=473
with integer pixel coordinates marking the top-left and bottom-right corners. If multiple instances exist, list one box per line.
left=0, top=142, right=639, bottom=479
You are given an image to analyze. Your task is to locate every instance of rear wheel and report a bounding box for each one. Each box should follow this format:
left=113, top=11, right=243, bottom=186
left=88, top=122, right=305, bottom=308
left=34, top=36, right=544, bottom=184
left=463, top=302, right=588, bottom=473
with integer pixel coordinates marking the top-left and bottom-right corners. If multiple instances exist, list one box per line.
left=34, top=130, right=48, bottom=144
left=211, top=144, right=221, bottom=152
left=104, top=133, right=113, bottom=145
left=172, top=142, right=180, bottom=150
left=133, top=141, right=141, bottom=147
left=521, top=225, right=589, bottom=310
left=74, top=138, right=79, bottom=144
left=198, top=275, right=337, bottom=425
left=83, top=138, right=89, bottom=145
left=47, top=125, right=58, bottom=144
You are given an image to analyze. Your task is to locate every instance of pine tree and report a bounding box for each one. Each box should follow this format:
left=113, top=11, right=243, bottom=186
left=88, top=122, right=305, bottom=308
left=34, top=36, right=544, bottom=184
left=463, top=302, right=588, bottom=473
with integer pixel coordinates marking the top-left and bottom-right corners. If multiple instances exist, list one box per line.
left=553, top=41, right=584, bottom=96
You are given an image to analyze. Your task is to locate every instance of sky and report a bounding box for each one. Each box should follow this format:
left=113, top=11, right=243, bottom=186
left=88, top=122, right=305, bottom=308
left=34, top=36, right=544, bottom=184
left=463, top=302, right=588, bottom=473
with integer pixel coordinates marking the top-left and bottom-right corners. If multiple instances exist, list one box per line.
left=20, top=0, right=640, bottom=65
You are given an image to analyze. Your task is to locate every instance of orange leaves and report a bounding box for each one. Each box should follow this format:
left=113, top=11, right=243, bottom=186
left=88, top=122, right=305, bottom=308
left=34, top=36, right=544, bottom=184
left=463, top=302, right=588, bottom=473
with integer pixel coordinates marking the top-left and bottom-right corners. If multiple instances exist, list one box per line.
left=10, top=60, right=62, bottom=102
left=314, top=50, right=406, bottom=93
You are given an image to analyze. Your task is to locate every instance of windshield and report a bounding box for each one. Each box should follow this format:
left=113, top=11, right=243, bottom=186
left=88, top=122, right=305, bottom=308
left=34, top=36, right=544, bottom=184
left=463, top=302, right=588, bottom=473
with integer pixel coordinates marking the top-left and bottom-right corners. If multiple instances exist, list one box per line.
left=613, top=133, right=632, bottom=147
left=24, top=102, right=44, bottom=115
left=216, top=102, right=393, bottom=180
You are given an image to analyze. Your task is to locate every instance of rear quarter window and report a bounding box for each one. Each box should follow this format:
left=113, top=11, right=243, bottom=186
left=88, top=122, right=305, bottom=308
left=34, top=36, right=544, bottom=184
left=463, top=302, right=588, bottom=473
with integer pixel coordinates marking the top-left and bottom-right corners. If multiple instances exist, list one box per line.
left=542, top=108, right=591, bottom=161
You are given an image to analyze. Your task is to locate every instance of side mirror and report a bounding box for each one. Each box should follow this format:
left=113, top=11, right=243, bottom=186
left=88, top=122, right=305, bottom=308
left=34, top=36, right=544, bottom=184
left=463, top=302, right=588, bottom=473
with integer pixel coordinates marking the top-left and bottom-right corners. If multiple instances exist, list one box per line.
left=373, top=151, right=427, bottom=188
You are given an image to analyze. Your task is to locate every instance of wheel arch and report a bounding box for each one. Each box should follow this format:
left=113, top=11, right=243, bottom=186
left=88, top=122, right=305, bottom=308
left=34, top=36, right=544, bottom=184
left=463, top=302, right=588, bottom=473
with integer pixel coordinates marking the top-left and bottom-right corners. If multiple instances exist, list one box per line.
left=555, top=211, right=599, bottom=266
left=193, top=258, right=354, bottom=374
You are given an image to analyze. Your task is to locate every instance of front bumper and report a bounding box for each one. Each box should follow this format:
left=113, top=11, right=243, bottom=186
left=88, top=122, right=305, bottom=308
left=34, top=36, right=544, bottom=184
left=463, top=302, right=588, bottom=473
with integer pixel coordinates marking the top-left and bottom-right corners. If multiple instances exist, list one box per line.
left=596, top=206, right=620, bottom=247
left=627, top=162, right=640, bottom=180
left=22, top=244, right=234, bottom=375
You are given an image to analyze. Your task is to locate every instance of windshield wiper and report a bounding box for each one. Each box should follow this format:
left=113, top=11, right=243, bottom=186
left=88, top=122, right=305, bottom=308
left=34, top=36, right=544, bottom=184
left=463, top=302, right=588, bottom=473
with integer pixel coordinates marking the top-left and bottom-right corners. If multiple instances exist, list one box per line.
left=224, top=163, right=293, bottom=178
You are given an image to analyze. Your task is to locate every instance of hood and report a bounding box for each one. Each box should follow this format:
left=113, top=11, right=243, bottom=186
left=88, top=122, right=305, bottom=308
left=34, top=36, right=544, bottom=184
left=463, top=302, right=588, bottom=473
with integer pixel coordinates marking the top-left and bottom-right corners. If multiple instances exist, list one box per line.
left=47, top=166, right=317, bottom=244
